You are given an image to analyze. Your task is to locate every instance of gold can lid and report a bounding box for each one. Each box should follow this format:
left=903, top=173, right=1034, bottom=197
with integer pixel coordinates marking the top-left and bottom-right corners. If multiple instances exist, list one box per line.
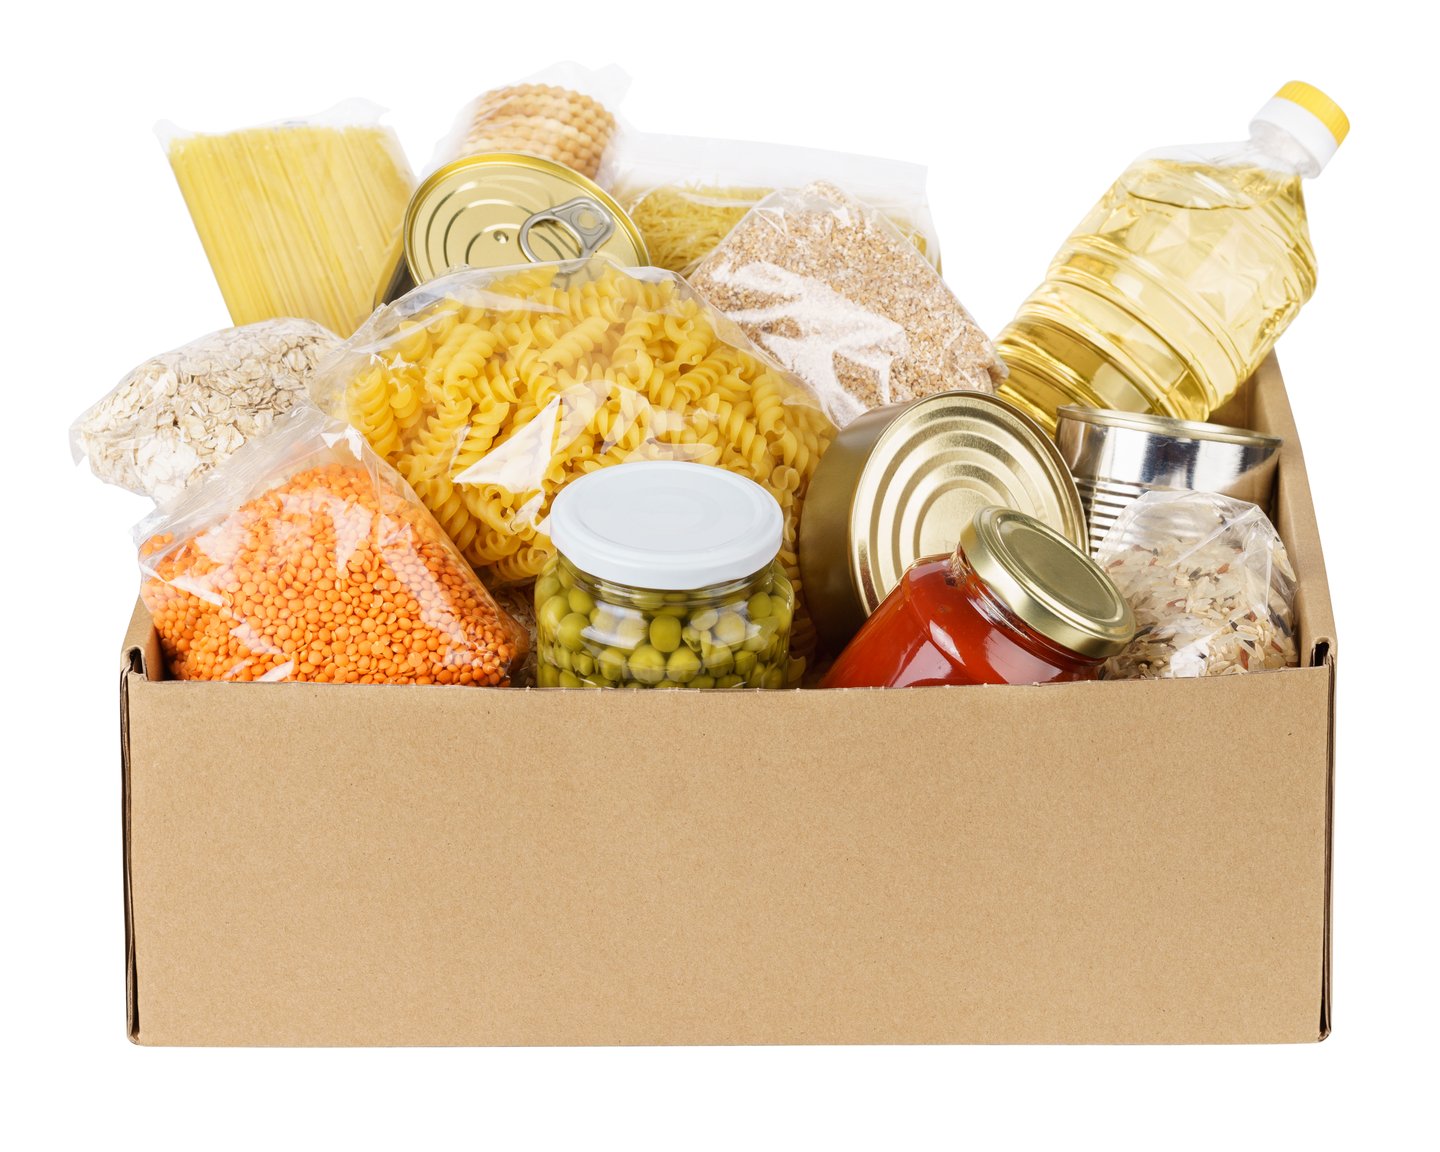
left=960, top=506, right=1135, bottom=658
left=799, top=391, right=1088, bottom=650
left=404, top=152, right=648, bottom=284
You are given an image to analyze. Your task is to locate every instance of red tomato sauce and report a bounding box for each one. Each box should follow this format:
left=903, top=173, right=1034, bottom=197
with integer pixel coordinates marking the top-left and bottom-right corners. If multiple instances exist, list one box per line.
left=820, top=556, right=1108, bottom=689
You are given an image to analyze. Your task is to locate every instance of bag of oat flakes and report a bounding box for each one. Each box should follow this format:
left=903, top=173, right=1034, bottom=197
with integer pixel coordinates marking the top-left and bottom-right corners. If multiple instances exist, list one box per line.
left=1097, top=490, right=1299, bottom=679
left=71, top=318, right=339, bottom=504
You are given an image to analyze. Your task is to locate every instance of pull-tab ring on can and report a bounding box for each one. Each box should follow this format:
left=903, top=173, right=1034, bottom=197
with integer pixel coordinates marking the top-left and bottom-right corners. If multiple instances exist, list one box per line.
left=518, top=196, right=618, bottom=272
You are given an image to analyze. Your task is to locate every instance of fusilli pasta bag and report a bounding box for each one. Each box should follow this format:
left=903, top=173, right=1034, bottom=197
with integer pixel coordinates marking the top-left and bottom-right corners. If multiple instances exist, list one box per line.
left=309, top=260, right=838, bottom=683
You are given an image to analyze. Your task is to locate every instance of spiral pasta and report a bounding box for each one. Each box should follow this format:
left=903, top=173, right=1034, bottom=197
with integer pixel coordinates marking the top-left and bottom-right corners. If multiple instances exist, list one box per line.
left=332, top=263, right=836, bottom=680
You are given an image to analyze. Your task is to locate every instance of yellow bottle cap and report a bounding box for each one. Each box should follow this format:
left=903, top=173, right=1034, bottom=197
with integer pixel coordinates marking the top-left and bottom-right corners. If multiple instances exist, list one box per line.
left=1274, top=81, right=1350, bottom=146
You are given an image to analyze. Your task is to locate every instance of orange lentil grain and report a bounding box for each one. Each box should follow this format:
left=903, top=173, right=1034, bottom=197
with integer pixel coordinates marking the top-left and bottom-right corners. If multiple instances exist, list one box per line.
left=139, top=462, right=526, bottom=686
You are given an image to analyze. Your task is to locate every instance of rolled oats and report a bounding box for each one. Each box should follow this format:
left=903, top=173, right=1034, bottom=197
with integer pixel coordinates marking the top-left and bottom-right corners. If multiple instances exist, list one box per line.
left=72, top=319, right=338, bottom=503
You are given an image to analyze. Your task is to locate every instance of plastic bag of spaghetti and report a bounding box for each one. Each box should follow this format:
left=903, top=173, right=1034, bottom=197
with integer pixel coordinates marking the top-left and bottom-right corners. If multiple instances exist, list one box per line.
left=136, top=405, right=527, bottom=685
left=689, top=182, right=1005, bottom=429
left=1097, top=490, right=1298, bottom=679
left=599, top=131, right=942, bottom=276
left=308, top=259, right=836, bottom=682
left=160, top=101, right=414, bottom=338
left=429, top=62, right=628, bottom=180
left=71, top=318, right=339, bottom=503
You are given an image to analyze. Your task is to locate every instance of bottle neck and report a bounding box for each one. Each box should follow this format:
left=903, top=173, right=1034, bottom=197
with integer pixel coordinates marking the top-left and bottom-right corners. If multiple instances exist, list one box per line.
left=1249, top=90, right=1344, bottom=178
left=1249, top=122, right=1322, bottom=178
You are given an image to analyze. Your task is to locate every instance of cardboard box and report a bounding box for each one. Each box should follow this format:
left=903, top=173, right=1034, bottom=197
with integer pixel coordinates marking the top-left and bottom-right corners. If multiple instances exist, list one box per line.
left=119, top=356, right=1335, bottom=1046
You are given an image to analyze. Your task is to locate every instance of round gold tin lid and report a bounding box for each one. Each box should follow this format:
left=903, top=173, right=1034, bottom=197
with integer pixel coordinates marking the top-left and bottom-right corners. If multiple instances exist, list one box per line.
left=403, top=152, right=648, bottom=284
left=799, top=390, right=1088, bottom=650
left=960, top=506, right=1135, bottom=658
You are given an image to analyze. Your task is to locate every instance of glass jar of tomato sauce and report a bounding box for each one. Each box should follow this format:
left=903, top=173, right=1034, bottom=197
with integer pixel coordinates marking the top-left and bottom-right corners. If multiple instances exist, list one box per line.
left=820, top=506, right=1135, bottom=688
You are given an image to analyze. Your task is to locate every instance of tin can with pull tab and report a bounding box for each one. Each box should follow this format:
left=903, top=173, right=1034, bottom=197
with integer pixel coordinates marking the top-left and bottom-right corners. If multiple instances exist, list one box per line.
left=377, top=152, right=649, bottom=304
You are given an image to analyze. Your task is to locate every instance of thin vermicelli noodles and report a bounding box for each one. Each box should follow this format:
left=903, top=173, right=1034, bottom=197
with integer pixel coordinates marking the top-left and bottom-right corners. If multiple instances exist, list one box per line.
left=166, top=118, right=414, bottom=337
left=619, top=182, right=939, bottom=276
left=624, top=185, right=765, bottom=275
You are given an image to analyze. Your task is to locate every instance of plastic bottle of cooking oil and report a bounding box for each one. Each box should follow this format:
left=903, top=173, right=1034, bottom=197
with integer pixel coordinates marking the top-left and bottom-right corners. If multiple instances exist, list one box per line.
left=996, top=82, right=1348, bottom=432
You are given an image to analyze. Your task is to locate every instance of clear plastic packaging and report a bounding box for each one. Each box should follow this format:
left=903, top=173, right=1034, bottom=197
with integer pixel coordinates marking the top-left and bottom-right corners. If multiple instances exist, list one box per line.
left=308, top=259, right=836, bottom=678
left=689, top=182, right=1005, bottom=428
left=71, top=319, right=339, bottom=503
left=1097, top=490, right=1298, bottom=678
left=136, top=406, right=527, bottom=685
left=489, top=582, right=538, bottom=688
left=599, top=131, right=942, bottom=275
left=160, top=101, right=415, bottom=337
left=429, top=62, right=629, bottom=180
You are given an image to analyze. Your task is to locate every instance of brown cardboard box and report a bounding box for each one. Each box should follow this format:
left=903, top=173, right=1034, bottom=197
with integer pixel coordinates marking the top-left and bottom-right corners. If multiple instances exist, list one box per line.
left=119, top=356, right=1335, bottom=1046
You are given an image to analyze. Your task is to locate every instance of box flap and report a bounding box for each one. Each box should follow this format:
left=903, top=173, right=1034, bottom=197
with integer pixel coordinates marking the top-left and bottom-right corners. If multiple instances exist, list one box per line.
left=1320, top=650, right=1335, bottom=1039
left=120, top=670, right=139, bottom=1042
left=1248, top=355, right=1336, bottom=670
left=1245, top=356, right=1336, bottom=1040
left=122, top=600, right=159, bottom=680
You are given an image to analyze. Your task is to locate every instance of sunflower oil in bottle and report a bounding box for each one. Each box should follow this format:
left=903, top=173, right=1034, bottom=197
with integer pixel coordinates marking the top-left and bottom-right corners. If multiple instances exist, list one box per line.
left=996, top=82, right=1349, bottom=432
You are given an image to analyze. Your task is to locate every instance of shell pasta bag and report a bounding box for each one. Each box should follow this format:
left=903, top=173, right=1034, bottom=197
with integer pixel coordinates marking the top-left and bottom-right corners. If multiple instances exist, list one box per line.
left=310, top=260, right=836, bottom=680
left=137, top=407, right=527, bottom=686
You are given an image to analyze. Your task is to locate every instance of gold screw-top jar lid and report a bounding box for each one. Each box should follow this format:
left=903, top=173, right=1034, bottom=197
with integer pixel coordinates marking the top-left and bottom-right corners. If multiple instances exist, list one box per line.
left=959, top=506, right=1135, bottom=659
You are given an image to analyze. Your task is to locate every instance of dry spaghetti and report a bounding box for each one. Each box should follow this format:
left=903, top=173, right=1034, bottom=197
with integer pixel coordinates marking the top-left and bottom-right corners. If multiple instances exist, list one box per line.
left=165, top=111, right=414, bottom=337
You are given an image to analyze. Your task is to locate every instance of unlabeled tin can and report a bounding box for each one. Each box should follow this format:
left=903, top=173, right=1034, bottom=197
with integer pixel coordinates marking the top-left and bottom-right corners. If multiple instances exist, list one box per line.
left=799, top=391, right=1087, bottom=652
left=1054, top=406, right=1283, bottom=555
left=377, top=152, right=648, bottom=304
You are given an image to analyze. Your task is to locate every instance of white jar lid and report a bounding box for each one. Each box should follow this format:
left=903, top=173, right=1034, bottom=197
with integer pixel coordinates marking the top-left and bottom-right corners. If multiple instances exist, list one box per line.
left=548, top=462, right=784, bottom=590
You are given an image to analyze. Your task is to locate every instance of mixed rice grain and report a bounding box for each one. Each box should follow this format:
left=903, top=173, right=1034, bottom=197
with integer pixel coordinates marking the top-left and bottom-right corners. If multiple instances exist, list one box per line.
left=1098, top=490, right=1299, bottom=679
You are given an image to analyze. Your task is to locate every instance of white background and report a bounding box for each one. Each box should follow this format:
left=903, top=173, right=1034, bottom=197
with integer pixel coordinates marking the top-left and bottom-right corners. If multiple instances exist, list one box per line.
left=3, top=1, right=1432, bottom=1147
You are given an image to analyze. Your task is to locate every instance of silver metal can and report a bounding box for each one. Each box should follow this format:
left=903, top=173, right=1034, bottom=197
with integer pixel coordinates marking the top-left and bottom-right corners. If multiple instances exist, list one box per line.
left=1055, top=406, right=1283, bottom=554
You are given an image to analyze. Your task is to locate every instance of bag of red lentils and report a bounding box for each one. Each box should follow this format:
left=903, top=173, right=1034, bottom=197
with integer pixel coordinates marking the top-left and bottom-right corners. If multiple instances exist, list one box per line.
left=135, top=405, right=528, bottom=685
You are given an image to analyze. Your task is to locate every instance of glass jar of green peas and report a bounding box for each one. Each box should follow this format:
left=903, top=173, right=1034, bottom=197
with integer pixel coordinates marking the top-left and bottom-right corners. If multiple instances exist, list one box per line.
left=536, top=462, right=793, bottom=689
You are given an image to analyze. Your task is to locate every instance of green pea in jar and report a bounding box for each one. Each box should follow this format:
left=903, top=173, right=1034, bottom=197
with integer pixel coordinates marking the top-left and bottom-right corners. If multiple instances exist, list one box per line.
left=536, top=462, right=793, bottom=689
